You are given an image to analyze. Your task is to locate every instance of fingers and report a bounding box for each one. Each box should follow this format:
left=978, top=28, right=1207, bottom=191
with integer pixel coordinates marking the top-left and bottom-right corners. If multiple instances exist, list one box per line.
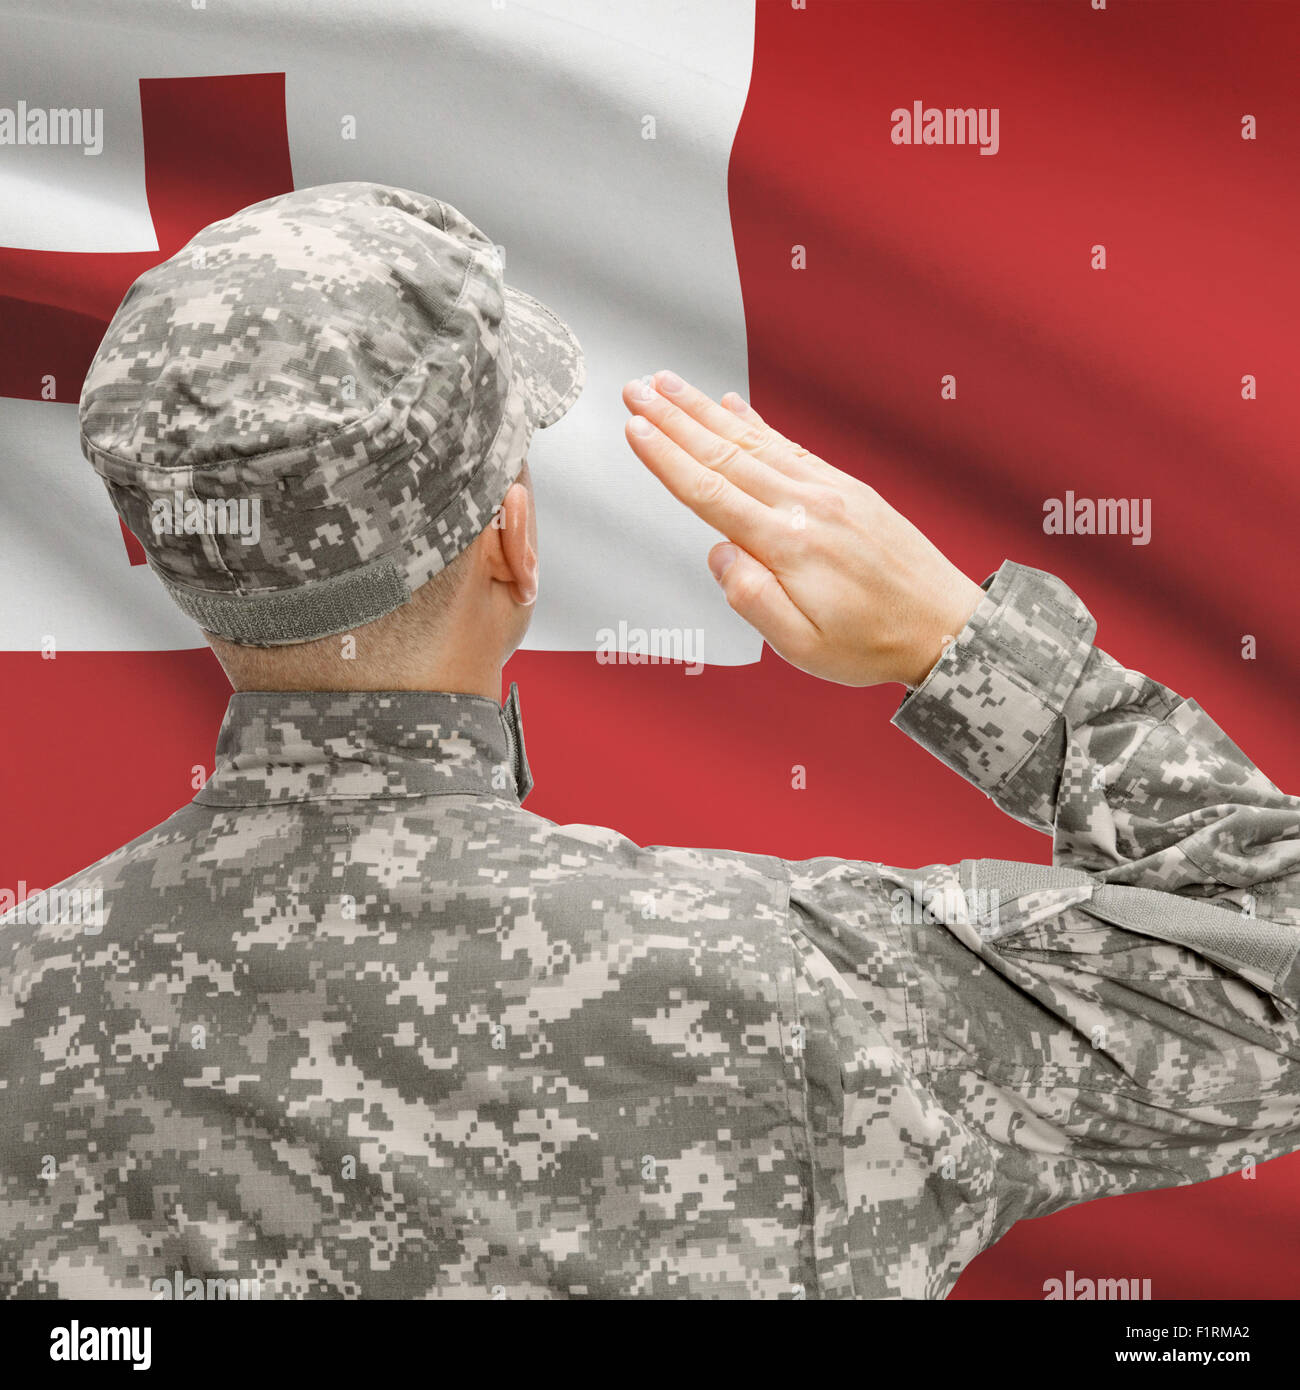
left=719, top=391, right=834, bottom=480
left=623, top=409, right=781, bottom=557
left=655, top=372, right=820, bottom=481
left=651, top=372, right=826, bottom=485
left=622, top=376, right=795, bottom=506
left=707, top=543, right=820, bottom=659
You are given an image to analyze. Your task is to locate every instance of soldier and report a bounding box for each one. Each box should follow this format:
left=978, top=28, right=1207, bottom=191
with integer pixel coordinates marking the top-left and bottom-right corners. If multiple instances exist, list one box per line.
left=2, top=182, right=1297, bottom=1299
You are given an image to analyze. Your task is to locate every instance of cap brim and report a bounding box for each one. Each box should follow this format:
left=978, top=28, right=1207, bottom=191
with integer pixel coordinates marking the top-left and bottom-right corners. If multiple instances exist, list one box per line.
left=502, top=283, right=584, bottom=430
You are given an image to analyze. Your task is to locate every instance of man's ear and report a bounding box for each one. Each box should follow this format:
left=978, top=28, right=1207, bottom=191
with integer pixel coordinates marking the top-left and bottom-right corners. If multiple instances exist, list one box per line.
left=483, top=481, right=537, bottom=605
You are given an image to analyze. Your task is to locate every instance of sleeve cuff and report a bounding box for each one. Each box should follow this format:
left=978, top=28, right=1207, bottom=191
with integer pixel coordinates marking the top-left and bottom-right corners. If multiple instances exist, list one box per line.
left=890, top=560, right=1098, bottom=801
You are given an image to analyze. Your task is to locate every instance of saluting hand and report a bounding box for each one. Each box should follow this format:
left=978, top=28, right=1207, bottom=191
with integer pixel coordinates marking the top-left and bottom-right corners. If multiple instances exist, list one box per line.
left=622, top=371, right=985, bottom=688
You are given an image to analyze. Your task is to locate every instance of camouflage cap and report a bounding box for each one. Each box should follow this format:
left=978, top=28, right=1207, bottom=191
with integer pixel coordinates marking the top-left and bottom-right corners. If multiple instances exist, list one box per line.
left=78, top=181, right=584, bottom=645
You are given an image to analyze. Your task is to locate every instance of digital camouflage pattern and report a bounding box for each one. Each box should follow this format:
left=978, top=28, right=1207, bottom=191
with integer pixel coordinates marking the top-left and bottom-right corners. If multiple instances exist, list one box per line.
left=2, top=561, right=1298, bottom=1298
left=77, top=182, right=584, bottom=646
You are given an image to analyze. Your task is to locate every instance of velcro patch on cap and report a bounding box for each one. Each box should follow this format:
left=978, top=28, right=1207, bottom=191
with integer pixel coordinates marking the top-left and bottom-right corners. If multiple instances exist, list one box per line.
left=159, top=553, right=411, bottom=646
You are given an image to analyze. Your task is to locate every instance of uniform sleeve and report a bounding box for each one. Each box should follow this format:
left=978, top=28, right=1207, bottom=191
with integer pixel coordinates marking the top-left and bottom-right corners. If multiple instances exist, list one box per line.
left=891, top=559, right=1300, bottom=917
left=783, top=562, right=1300, bottom=1274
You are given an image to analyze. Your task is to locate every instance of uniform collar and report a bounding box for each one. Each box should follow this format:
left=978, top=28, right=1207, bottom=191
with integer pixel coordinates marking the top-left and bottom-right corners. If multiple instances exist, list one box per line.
left=194, top=681, right=533, bottom=807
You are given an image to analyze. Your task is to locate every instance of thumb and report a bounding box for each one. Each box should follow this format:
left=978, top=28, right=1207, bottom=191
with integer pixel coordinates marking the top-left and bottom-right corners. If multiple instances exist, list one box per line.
left=708, top=543, right=816, bottom=657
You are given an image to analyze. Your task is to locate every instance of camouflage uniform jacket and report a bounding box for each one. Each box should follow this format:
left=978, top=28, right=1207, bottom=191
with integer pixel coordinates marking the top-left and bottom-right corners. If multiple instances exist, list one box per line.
left=3, top=560, right=1299, bottom=1299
